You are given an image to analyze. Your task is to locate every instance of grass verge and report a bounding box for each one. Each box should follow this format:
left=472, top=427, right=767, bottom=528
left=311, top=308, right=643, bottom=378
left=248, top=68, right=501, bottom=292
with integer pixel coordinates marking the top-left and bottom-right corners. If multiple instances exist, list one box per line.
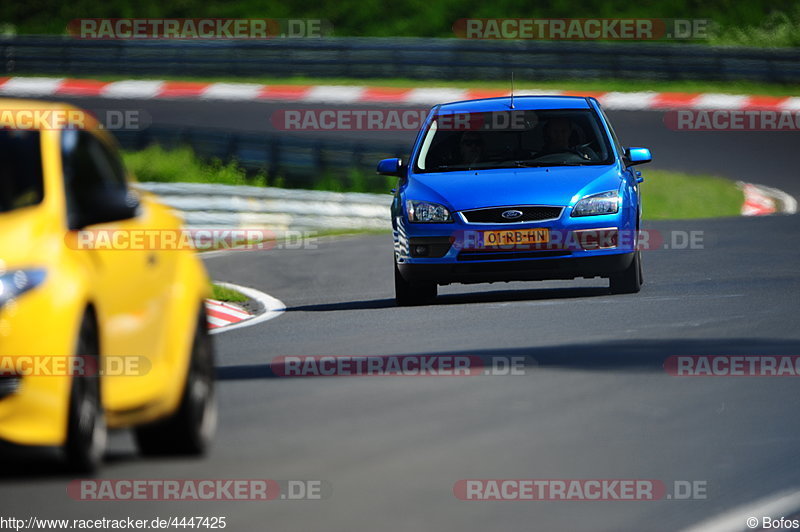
left=122, top=145, right=397, bottom=193
left=641, top=169, right=743, bottom=219
left=210, top=283, right=248, bottom=303
left=123, top=145, right=266, bottom=186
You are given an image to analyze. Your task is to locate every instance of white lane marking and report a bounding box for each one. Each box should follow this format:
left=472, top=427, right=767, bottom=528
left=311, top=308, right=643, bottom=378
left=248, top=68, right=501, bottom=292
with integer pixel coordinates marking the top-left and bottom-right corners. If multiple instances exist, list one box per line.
left=682, top=489, right=800, bottom=532
left=405, top=88, right=469, bottom=105
left=779, top=97, right=800, bottom=111
left=0, top=77, right=63, bottom=96
left=208, top=281, right=285, bottom=335
left=200, top=82, right=264, bottom=100
left=598, top=91, right=657, bottom=110
left=514, top=89, right=560, bottom=96
left=691, top=93, right=749, bottom=110
left=303, top=85, right=366, bottom=103
left=101, top=80, right=165, bottom=99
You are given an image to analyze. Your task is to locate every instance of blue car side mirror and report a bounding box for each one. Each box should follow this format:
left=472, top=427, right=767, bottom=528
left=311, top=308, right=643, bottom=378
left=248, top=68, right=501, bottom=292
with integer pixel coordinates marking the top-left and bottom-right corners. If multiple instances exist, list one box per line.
left=377, top=158, right=405, bottom=177
left=625, top=147, right=652, bottom=166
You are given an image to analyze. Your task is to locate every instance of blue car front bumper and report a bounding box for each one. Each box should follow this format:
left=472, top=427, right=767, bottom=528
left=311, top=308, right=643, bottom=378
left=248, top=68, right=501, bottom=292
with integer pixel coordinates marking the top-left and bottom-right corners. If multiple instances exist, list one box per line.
left=394, top=211, right=637, bottom=285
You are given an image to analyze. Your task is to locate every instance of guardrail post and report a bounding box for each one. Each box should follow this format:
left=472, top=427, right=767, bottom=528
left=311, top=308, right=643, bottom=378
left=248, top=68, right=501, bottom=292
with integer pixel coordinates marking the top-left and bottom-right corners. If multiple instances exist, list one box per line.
left=226, top=135, right=239, bottom=160
left=313, top=141, right=325, bottom=176
left=2, top=42, right=13, bottom=73
left=269, top=137, right=281, bottom=180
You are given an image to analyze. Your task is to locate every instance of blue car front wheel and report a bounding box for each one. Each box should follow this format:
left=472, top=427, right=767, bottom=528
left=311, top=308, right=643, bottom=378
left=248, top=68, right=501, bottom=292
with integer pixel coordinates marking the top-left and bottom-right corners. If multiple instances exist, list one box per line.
left=394, top=263, right=437, bottom=306
left=609, top=250, right=643, bottom=294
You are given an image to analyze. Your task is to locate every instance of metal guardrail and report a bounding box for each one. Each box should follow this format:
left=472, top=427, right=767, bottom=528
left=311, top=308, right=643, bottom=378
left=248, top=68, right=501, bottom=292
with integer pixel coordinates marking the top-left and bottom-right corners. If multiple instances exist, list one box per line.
left=3, top=35, right=800, bottom=83
left=114, top=126, right=407, bottom=190
left=137, top=182, right=392, bottom=230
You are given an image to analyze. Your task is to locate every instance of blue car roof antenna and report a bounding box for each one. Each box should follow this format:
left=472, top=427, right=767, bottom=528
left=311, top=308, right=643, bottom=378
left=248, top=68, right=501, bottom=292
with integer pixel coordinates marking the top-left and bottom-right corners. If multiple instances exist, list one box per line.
left=509, top=72, right=515, bottom=109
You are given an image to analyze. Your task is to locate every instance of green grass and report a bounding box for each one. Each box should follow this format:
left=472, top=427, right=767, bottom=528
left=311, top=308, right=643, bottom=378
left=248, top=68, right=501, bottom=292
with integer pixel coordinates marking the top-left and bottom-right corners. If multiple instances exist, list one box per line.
left=122, top=145, right=266, bottom=186
left=122, top=144, right=397, bottom=193
left=210, top=283, right=248, bottom=303
left=640, top=169, right=743, bottom=220
left=26, top=73, right=800, bottom=98
left=709, top=5, right=800, bottom=47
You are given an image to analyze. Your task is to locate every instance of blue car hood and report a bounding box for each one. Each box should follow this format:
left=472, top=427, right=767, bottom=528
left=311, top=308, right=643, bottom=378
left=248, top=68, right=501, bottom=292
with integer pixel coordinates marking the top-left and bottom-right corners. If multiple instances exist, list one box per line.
left=408, top=165, right=622, bottom=212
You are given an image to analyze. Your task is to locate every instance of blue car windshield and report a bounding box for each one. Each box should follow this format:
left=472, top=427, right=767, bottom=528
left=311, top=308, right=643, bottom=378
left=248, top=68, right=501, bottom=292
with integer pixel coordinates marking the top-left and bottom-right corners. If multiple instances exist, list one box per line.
left=414, top=109, right=614, bottom=173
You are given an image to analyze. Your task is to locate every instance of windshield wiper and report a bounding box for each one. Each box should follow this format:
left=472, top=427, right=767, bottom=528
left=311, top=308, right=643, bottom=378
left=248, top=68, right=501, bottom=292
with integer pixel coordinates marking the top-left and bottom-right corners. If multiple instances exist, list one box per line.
left=508, top=161, right=551, bottom=168
left=515, top=159, right=596, bottom=167
left=427, top=164, right=481, bottom=172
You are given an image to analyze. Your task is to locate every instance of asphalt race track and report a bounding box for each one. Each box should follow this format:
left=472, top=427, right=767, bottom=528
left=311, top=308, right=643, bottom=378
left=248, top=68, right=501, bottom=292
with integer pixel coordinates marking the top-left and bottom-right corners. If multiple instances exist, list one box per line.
left=1, top=94, right=799, bottom=531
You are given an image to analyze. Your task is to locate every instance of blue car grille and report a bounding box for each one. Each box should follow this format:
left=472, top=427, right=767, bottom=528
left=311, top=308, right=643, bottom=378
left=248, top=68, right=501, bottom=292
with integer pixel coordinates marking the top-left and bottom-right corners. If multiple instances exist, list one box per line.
left=460, top=206, right=563, bottom=224
left=458, top=250, right=571, bottom=261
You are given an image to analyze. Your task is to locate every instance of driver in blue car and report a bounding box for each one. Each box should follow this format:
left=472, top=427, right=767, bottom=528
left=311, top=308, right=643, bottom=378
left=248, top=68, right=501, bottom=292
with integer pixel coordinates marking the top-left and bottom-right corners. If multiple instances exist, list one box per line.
left=539, top=117, right=598, bottom=161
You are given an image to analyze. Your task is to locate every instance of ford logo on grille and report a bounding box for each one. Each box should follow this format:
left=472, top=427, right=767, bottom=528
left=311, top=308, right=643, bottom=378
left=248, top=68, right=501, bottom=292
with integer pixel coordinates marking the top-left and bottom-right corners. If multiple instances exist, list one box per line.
left=501, top=210, right=524, bottom=220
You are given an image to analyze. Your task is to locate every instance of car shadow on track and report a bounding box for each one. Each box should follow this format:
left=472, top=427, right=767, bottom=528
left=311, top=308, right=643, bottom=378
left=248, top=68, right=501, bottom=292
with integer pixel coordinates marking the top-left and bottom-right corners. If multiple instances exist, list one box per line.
left=215, top=338, right=800, bottom=381
left=0, top=444, right=198, bottom=480
left=0, top=444, right=74, bottom=479
left=286, top=286, right=611, bottom=312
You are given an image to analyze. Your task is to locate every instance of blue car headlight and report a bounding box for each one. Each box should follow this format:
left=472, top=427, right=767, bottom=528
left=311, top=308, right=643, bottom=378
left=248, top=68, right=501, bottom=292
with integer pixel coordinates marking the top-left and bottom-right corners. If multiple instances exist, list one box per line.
left=0, top=268, right=47, bottom=308
left=406, top=200, right=453, bottom=223
left=571, top=191, right=620, bottom=217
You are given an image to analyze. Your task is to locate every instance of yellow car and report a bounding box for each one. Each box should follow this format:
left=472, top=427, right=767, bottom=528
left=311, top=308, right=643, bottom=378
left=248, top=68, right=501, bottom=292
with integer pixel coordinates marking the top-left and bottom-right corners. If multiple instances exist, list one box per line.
left=0, top=99, right=216, bottom=471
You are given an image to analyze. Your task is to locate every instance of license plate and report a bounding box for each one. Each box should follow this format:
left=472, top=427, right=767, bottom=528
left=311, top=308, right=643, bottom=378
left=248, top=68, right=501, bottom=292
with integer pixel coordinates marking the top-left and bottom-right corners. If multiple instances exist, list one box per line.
left=482, top=228, right=549, bottom=246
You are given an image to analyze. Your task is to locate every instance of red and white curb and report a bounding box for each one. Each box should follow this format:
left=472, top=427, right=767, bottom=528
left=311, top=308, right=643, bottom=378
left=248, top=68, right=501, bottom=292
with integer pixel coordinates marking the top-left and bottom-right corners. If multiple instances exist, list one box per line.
left=2, top=76, right=800, bottom=111
left=739, top=182, right=798, bottom=217
left=205, top=299, right=252, bottom=330
left=205, top=281, right=285, bottom=335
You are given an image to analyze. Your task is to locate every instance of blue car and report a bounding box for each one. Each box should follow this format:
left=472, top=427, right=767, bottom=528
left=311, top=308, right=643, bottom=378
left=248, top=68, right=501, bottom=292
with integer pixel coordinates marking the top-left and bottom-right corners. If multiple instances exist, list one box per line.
left=378, top=95, right=652, bottom=305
